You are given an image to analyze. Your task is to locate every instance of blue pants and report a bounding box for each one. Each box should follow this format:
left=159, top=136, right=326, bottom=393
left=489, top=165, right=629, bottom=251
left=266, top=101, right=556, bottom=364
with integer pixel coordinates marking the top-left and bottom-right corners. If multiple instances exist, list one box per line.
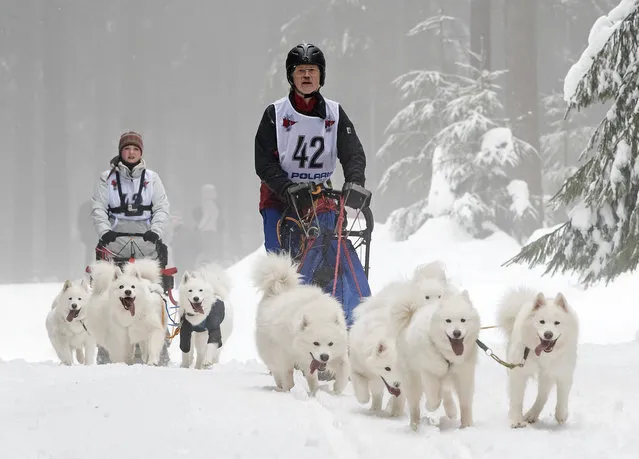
left=261, top=208, right=282, bottom=253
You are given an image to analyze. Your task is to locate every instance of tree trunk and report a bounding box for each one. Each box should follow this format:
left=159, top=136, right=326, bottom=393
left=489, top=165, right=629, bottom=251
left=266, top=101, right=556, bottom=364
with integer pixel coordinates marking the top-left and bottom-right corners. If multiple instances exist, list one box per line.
left=10, top=1, right=39, bottom=282
left=504, top=0, right=543, bottom=234
left=42, top=1, right=70, bottom=279
left=471, top=0, right=491, bottom=70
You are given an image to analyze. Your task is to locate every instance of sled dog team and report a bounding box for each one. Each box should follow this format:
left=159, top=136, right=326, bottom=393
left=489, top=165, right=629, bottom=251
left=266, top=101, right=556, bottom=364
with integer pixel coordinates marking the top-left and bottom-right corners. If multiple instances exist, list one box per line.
left=46, top=252, right=579, bottom=430
left=46, top=259, right=233, bottom=370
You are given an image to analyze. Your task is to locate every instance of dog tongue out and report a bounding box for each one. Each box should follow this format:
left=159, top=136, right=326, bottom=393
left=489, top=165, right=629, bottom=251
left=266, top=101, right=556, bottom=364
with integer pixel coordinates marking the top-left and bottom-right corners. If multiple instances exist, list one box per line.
left=190, top=301, right=204, bottom=314
left=309, top=359, right=326, bottom=375
left=66, top=309, right=80, bottom=322
left=381, top=377, right=401, bottom=397
left=120, top=297, right=135, bottom=316
left=535, top=339, right=555, bottom=356
left=449, top=338, right=464, bottom=356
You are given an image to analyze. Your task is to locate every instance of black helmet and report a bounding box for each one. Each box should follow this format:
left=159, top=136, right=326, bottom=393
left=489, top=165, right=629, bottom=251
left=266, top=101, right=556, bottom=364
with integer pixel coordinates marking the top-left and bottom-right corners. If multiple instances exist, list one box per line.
left=286, top=43, right=326, bottom=87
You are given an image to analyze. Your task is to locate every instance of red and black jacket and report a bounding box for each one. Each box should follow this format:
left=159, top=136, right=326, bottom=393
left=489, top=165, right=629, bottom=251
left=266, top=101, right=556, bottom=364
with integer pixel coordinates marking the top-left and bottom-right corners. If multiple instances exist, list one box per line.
left=254, top=91, right=367, bottom=211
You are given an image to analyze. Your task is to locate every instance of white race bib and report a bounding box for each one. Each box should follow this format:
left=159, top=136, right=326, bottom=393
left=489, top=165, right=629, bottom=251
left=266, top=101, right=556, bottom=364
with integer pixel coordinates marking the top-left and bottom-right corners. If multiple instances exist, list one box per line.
left=273, top=96, right=340, bottom=184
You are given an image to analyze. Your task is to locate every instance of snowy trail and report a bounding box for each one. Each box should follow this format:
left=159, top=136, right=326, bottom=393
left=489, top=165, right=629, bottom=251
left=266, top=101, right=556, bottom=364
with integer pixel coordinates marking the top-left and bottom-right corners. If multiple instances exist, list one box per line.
left=2, top=342, right=637, bottom=459
left=2, top=213, right=639, bottom=459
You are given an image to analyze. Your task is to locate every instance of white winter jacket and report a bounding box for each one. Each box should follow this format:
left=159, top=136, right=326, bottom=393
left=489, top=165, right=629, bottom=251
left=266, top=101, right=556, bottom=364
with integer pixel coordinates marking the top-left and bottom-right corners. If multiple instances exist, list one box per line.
left=91, top=159, right=170, bottom=239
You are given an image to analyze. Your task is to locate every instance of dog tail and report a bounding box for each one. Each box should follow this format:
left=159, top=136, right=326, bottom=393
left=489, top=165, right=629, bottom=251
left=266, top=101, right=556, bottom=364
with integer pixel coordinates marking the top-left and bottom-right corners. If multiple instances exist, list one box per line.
left=89, top=261, right=120, bottom=294
left=200, top=263, right=232, bottom=299
left=412, top=260, right=447, bottom=284
left=252, top=252, right=300, bottom=299
left=124, top=258, right=162, bottom=285
left=497, top=286, right=536, bottom=336
left=389, top=282, right=426, bottom=334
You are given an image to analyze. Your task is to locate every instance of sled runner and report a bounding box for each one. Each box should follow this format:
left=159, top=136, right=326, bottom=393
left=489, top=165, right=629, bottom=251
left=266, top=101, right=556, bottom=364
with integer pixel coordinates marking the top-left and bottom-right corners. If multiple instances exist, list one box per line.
left=277, top=182, right=373, bottom=327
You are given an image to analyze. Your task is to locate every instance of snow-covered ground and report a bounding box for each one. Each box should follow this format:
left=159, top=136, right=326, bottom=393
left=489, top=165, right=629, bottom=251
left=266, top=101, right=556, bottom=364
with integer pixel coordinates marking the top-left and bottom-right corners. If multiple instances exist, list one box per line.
left=1, top=216, right=638, bottom=458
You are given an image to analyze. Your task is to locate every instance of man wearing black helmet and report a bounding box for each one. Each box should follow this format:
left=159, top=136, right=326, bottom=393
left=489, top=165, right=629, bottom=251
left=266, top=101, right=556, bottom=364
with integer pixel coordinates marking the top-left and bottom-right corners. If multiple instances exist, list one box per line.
left=254, top=43, right=367, bottom=252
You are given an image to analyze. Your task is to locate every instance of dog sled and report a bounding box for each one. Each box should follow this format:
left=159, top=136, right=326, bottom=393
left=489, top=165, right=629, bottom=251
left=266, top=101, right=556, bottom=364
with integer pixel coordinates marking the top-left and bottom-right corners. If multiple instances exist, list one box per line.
left=277, top=182, right=373, bottom=327
left=94, top=232, right=177, bottom=294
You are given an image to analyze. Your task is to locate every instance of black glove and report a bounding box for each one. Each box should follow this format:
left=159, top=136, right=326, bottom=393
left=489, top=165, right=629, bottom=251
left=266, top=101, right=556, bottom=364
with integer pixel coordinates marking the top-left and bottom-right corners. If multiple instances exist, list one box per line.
left=284, top=183, right=313, bottom=211
left=142, top=230, right=160, bottom=243
left=342, top=182, right=372, bottom=209
left=281, top=183, right=296, bottom=206
left=99, top=230, right=118, bottom=245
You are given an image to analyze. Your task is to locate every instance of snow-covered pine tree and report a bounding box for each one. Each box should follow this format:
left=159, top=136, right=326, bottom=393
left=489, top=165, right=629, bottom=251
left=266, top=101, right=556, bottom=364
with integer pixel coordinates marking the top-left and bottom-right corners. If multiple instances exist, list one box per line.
left=380, top=58, right=537, bottom=240
left=505, top=0, right=639, bottom=285
left=376, top=10, right=467, bottom=211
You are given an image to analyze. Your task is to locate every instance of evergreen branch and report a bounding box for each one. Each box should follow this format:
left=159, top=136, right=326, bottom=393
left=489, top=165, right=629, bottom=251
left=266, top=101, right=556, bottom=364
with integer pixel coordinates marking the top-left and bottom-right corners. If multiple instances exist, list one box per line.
left=567, top=7, right=639, bottom=111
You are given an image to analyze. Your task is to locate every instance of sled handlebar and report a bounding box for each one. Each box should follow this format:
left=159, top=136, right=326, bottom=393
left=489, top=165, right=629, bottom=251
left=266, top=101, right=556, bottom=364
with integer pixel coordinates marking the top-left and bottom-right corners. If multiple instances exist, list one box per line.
left=95, top=232, right=169, bottom=269
left=302, top=184, right=374, bottom=233
left=109, top=232, right=146, bottom=238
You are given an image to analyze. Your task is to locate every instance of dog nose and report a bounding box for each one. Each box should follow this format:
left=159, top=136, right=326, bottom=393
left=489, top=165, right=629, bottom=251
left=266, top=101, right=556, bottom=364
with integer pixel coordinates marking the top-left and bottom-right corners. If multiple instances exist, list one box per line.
left=124, top=289, right=132, bottom=296
left=193, top=296, right=200, bottom=303
left=71, top=303, right=77, bottom=309
left=453, top=329, right=461, bottom=339
left=544, top=331, right=554, bottom=340
left=320, top=353, right=329, bottom=362
left=393, top=382, right=400, bottom=388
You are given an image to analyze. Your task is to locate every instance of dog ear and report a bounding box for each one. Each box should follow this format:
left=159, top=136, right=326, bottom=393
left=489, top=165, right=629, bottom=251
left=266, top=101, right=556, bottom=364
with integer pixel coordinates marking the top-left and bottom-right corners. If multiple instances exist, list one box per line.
left=299, top=315, right=309, bottom=331
left=113, top=266, right=122, bottom=281
left=555, top=292, right=568, bottom=312
left=62, top=280, right=72, bottom=291
left=80, top=277, right=91, bottom=291
left=376, top=340, right=387, bottom=355
left=133, top=268, right=142, bottom=279
left=461, top=289, right=471, bottom=302
left=533, top=292, right=546, bottom=310
left=181, top=271, right=191, bottom=283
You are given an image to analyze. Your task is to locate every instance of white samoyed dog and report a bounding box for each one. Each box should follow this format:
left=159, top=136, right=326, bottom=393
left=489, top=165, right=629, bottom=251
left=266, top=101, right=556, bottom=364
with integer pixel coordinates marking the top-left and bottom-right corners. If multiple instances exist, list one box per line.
left=392, top=261, right=480, bottom=430
left=349, top=281, right=405, bottom=416
left=45, top=278, right=96, bottom=365
left=177, top=263, right=234, bottom=369
left=497, top=287, right=579, bottom=428
left=86, top=259, right=167, bottom=365
left=252, top=251, right=350, bottom=395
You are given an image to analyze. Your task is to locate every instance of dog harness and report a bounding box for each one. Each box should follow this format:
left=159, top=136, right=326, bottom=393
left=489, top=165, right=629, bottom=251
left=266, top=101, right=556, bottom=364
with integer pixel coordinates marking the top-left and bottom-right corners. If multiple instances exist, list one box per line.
left=179, top=299, right=226, bottom=353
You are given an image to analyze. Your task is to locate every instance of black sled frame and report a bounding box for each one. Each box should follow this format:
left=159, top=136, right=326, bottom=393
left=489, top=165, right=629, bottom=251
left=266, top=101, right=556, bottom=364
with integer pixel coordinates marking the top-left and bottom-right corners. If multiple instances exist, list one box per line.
left=278, top=182, right=374, bottom=278
left=93, top=232, right=177, bottom=295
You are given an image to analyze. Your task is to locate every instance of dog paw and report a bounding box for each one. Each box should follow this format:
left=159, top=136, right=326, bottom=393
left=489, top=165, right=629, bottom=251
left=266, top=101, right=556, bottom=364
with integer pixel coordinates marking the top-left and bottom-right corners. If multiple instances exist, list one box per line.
left=371, top=399, right=383, bottom=412
left=410, top=420, right=420, bottom=432
left=203, top=355, right=219, bottom=366
left=443, top=399, right=458, bottom=420
left=555, top=410, right=568, bottom=425
left=460, top=417, right=473, bottom=429
left=369, top=403, right=382, bottom=412
left=385, top=401, right=403, bottom=418
left=201, top=358, right=216, bottom=369
left=510, top=419, right=528, bottom=429
left=524, top=412, right=539, bottom=424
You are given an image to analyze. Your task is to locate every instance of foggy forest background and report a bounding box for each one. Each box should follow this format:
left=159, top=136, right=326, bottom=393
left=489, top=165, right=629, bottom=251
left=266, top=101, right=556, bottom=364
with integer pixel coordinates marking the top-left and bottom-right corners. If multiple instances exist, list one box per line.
left=0, top=0, right=613, bottom=283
